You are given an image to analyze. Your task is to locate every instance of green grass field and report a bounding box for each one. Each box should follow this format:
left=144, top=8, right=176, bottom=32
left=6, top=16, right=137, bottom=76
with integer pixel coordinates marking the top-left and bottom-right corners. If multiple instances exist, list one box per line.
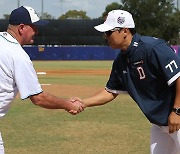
left=0, top=61, right=151, bottom=154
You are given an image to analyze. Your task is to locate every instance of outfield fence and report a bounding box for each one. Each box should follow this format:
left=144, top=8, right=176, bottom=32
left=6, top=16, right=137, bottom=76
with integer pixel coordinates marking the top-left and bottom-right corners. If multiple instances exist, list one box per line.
left=24, top=45, right=180, bottom=60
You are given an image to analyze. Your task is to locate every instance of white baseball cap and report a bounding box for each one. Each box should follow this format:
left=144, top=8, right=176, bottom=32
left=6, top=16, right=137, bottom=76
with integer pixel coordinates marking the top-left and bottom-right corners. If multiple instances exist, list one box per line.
left=94, top=10, right=135, bottom=32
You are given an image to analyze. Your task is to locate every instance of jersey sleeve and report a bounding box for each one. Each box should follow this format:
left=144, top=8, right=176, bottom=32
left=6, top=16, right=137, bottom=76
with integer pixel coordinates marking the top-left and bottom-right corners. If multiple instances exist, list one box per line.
left=12, top=52, right=42, bottom=99
left=150, top=43, right=180, bottom=86
left=105, top=60, right=127, bottom=94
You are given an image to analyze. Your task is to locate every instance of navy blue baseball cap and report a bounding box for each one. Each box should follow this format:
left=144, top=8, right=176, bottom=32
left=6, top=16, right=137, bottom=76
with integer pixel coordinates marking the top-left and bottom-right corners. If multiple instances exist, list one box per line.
left=9, top=6, right=48, bottom=26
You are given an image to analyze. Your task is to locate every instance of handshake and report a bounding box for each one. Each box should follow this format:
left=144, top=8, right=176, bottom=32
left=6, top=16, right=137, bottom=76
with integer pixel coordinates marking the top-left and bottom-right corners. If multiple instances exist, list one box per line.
left=66, top=97, right=85, bottom=115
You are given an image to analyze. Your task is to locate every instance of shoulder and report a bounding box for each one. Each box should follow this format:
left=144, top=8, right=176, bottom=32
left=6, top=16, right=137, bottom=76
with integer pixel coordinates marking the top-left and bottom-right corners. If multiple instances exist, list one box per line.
left=0, top=32, right=30, bottom=62
left=134, top=34, right=172, bottom=55
left=0, top=32, right=22, bottom=54
left=139, top=35, right=166, bottom=49
left=0, top=32, right=19, bottom=45
left=141, top=36, right=175, bottom=55
left=140, top=36, right=164, bottom=44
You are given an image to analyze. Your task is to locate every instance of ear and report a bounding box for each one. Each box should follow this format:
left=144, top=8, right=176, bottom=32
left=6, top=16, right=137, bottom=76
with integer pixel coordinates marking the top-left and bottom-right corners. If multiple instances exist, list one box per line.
left=18, top=24, right=25, bottom=35
left=121, top=28, right=128, bottom=39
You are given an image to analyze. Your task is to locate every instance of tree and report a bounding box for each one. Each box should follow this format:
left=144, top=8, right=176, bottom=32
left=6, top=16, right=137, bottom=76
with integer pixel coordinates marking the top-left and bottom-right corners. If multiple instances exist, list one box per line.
left=40, top=12, right=54, bottom=19
left=59, top=10, right=90, bottom=19
left=3, top=14, right=10, bottom=19
left=102, top=0, right=180, bottom=44
left=122, top=0, right=174, bottom=37
left=102, top=2, right=122, bottom=18
left=2, top=12, right=53, bottom=20
left=165, top=10, right=180, bottom=44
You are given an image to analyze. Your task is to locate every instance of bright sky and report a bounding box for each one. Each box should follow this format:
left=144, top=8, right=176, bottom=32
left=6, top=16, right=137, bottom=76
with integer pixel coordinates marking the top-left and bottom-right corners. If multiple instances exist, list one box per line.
left=0, top=0, right=121, bottom=19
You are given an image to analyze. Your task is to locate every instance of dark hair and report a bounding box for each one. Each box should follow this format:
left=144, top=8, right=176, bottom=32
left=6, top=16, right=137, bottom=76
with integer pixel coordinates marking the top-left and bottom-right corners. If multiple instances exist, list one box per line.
left=129, top=28, right=136, bottom=35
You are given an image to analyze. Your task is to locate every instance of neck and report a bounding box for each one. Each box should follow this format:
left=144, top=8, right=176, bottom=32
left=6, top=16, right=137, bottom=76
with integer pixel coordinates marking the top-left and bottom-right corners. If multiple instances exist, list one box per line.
left=120, top=35, right=133, bottom=51
left=7, top=25, right=22, bottom=45
left=7, top=30, right=15, bottom=38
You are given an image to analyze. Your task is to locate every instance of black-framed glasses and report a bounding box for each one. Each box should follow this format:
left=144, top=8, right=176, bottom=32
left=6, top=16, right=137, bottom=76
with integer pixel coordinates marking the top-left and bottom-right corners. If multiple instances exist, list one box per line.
left=104, top=27, right=122, bottom=37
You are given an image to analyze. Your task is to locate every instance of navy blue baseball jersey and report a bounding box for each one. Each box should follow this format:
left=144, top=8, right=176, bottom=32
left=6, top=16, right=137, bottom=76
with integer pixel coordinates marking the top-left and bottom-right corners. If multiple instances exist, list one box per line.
left=106, top=33, right=180, bottom=126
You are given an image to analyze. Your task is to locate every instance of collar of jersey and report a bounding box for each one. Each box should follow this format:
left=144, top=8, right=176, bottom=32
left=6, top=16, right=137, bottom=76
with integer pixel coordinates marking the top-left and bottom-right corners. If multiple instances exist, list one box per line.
left=0, top=32, right=19, bottom=44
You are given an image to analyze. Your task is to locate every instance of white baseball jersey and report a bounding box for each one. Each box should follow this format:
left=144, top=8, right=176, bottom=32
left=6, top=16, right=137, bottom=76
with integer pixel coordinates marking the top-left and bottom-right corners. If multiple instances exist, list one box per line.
left=0, top=32, right=42, bottom=117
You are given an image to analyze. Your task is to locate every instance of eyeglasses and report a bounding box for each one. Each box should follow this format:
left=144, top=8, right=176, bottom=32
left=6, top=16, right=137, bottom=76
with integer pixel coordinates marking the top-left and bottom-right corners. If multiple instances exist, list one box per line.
left=104, top=28, right=122, bottom=37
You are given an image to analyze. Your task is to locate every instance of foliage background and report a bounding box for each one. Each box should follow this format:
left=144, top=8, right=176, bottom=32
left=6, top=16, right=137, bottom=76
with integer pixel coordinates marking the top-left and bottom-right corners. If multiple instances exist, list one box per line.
left=102, top=0, right=180, bottom=45
left=2, top=1, right=180, bottom=44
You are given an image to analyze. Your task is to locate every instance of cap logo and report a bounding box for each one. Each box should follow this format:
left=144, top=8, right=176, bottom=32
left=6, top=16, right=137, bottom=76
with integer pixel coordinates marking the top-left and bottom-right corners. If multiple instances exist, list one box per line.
left=32, top=9, right=39, bottom=17
left=117, top=17, right=125, bottom=25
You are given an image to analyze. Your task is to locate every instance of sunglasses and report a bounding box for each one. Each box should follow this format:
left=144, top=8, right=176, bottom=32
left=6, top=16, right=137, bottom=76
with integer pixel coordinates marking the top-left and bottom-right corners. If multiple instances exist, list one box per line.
left=104, top=28, right=122, bottom=37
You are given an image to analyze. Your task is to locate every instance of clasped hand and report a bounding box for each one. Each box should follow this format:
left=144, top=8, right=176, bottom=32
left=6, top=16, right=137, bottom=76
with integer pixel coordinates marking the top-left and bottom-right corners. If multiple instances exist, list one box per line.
left=67, top=97, right=85, bottom=115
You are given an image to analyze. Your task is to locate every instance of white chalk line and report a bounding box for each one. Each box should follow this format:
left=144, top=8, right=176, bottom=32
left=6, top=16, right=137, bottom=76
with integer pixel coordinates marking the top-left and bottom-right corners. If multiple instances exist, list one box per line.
left=37, top=72, right=51, bottom=86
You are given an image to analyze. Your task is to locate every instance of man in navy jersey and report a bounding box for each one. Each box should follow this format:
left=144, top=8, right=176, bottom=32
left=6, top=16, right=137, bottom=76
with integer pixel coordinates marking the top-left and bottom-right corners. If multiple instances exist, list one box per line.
left=74, top=10, right=180, bottom=153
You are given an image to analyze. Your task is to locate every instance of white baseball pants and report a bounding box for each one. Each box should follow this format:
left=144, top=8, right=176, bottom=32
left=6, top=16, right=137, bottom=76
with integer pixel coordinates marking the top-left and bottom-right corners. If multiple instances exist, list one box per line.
left=150, top=124, right=180, bottom=154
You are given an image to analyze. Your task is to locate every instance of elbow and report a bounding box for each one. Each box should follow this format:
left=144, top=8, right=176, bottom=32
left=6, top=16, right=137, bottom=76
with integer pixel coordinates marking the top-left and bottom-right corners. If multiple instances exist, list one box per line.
left=29, top=93, right=44, bottom=106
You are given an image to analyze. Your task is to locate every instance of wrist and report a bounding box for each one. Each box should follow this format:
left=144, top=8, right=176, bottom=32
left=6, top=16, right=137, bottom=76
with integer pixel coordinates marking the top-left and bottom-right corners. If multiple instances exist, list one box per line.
left=63, top=99, right=72, bottom=111
left=172, top=107, right=180, bottom=116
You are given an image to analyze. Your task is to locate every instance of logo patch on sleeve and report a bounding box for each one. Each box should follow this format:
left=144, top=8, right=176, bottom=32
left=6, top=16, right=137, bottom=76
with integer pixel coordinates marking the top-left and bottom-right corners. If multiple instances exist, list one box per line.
left=133, top=60, right=144, bottom=66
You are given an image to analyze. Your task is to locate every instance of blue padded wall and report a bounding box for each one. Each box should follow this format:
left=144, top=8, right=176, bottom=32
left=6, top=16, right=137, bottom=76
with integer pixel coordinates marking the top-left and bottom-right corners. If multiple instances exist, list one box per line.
left=24, top=46, right=179, bottom=60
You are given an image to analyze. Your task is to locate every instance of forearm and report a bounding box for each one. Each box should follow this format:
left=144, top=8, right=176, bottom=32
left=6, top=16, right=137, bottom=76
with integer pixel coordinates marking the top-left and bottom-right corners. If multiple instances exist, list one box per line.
left=83, top=89, right=117, bottom=107
left=30, top=91, right=72, bottom=111
left=173, top=77, right=180, bottom=108
left=168, top=77, right=180, bottom=133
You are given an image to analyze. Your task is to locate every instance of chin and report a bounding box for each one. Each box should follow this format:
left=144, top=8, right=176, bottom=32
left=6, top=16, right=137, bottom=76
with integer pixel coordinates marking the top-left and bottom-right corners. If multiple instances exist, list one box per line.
left=110, top=45, right=117, bottom=49
left=28, top=40, right=34, bottom=45
left=108, top=43, right=116, bottom=49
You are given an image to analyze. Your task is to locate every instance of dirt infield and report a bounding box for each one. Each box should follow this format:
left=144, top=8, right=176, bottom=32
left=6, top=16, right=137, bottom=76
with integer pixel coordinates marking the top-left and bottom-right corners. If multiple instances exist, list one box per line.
left=38, top=69, right=109, bottom=98
left=15, top=69, right=108, bottom=99
left=37, top=69, right=110, bottom=76
left=41, top=84, right=103, bottom=98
